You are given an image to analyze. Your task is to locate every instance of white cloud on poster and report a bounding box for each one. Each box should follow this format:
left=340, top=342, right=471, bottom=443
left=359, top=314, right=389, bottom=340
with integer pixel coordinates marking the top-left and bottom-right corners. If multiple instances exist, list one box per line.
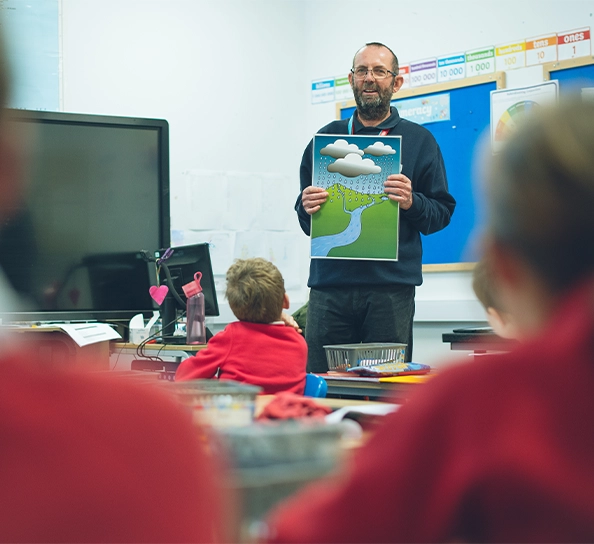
left=320, top=139, right=363, bottom=159
left=327, top=153, right=381, bottom=177
left=364, top=141, right=397, bottom=156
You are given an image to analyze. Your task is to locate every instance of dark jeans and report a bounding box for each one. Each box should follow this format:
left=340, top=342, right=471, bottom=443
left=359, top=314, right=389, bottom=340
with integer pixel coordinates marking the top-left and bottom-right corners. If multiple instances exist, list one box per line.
left=305, top=285, right=415, bottom=373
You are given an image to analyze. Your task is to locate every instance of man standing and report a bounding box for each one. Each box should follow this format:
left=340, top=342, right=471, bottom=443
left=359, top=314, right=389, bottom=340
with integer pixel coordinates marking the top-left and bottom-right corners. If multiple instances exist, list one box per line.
left=298, top=42, right=456, bottom=373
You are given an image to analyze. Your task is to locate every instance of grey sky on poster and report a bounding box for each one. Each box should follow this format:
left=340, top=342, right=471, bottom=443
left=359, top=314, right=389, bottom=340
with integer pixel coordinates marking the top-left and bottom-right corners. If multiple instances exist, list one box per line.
left=2, top=0, right=60, bottom=111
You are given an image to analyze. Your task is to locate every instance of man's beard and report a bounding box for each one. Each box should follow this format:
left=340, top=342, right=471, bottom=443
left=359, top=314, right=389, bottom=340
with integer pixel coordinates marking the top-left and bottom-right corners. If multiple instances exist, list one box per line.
left=352, top=81, right=393, bottom=122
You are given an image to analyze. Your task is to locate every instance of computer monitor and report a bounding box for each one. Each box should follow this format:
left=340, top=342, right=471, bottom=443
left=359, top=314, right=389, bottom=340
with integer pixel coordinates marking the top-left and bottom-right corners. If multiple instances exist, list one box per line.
left=0, top=109, right=170, bottom=324
left=83, top=252, right=157, bottom=312
left=154, top=243, right=219, bottom=339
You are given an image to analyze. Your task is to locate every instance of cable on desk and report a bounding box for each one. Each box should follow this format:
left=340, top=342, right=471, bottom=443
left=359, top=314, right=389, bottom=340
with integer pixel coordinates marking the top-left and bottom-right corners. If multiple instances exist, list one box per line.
left=135, top=312, right=187, bottom=362
left=111, top=343, right=127, bottom=371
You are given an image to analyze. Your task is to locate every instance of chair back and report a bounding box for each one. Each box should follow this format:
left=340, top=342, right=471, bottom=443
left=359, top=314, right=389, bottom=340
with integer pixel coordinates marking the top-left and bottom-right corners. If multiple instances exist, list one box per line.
left=303, top=373, right=328, bottom=398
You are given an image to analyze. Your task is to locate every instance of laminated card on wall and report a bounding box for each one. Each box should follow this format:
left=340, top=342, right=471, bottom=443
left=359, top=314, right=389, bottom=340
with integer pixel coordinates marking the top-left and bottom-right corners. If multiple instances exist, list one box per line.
left=310, top=134, right=401, bottom=261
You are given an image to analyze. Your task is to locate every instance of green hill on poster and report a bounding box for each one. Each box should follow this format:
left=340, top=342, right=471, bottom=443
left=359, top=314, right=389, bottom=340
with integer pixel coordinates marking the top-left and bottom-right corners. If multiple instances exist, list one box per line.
left=311, top=183, right=399, bottom=260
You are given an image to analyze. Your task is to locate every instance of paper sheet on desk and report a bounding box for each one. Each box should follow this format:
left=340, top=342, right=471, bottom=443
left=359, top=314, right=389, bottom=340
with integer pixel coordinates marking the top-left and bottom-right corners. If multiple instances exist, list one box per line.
left=37, top=323, right=121, bottom=347
left=325, top=404, right=399, bottom=425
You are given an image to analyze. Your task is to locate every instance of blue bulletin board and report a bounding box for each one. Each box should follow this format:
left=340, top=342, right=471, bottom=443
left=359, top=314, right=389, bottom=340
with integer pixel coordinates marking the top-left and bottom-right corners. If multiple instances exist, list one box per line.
left=337, top=73, right=505, bottom=270
left=545, top=56, right=594, bottom=93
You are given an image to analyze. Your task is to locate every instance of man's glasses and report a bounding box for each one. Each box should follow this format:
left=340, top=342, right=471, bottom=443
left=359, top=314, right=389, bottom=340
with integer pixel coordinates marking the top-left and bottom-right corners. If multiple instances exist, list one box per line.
left=351, top=67, right=398, bottom=80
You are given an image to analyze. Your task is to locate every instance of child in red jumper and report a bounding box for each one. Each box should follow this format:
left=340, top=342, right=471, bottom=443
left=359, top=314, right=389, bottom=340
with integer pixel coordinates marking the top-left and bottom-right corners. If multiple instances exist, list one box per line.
left=176, top=258, right=307, bottom=395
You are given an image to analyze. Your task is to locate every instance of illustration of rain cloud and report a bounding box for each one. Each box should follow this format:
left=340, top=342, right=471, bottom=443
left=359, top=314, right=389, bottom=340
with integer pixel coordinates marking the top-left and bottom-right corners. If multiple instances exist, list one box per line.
left=320, top=139, right=364, bottom=159
left=363, top=141, right=397, bottom=156
left=327, top=153, right=381, bottom=178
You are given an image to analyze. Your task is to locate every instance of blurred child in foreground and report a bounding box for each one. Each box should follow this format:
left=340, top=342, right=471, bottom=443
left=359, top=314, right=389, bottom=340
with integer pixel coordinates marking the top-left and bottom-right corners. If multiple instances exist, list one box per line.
left=176, top=257, right=307, bottom=395
left=472, top=255, right=519, bottom=339
left=265, top=99, right=594, bottom=542
left=0, top=31, right=227, bottom=544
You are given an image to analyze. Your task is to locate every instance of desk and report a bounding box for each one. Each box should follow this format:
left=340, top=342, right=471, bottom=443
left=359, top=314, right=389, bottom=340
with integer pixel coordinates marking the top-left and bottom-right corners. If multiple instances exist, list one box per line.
left=229, top=394, right=398, bottom=541
left=109, top=347, right=431, bottom=401
left=442, top=329, right=516, bottom=355
left=319, top=372, right=431, bottom=402
left=3, top=326, right=111, bottom=370
left=110, top=342, right=206, bottom=378
left=108, top=371, right=398, bottom=542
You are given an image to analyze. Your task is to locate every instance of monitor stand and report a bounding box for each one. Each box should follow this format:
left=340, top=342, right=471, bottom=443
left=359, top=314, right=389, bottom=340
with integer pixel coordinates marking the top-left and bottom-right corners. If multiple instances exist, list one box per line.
left=160, top=335, right=188, bottom=345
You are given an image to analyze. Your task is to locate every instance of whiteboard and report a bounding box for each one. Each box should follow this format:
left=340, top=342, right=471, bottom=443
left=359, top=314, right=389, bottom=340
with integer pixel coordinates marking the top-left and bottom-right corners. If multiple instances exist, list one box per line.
left=2, top=0, right=60, bottom=111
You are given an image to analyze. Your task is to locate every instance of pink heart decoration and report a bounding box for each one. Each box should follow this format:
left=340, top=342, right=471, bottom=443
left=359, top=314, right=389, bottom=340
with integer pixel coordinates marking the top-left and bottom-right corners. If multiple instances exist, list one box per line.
left=149, top=285, right=169, bottom=305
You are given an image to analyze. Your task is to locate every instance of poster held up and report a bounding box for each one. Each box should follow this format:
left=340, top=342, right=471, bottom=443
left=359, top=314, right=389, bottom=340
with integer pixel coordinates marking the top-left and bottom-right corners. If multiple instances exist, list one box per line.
left=310, top=134, right=402, bottom=261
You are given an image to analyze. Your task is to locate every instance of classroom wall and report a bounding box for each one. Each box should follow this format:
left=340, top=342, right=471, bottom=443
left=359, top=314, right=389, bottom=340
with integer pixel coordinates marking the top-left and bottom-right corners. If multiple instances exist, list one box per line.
left=60, top=0, right=311, bottom=321
left=59, top=0, right=594, bottom=368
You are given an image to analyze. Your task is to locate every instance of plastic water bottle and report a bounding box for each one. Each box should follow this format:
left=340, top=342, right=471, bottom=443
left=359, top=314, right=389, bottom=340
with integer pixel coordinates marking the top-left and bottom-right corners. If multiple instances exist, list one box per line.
left=182, top=271, right=206, bottom=344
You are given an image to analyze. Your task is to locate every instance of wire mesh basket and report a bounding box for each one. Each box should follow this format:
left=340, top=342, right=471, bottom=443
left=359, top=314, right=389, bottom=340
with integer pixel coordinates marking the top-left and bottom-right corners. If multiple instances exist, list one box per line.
left=169, top=379, right=262, bottom=428
left=324, top=342, right=407, bottom=371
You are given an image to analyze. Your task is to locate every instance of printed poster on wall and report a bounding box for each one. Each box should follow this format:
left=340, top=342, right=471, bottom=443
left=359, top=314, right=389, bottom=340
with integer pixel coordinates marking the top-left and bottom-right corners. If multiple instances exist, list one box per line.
left=396, top=93, right=451, bottom=125
left=399, top=64, right=410, bottom=90
left=437, top=54, right=466, bottom=83
left=334, top=75, right=352, bottom=102
left=3, top=0, right=60, bottom=111
left=495, top=40, right=526, bottom=71
left=490, top=80, right=559, bottom=153
left=310, top=134, right=401, bottom=261
left=557, top=27, right=591, bottom=60
left=525, top=33, right=558, bottom=65
left=311, top=79, right=335, bottom=104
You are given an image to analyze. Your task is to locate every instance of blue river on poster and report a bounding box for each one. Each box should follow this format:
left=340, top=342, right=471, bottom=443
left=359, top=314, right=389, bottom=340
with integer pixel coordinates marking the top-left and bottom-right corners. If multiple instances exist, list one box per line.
left=312, top=200, right=382, bottom=256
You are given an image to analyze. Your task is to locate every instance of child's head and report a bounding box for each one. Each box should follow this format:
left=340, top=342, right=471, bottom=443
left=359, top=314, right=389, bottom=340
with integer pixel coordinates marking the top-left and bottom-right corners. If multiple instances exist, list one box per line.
left=226, top=258, right=288, bottom=323
left=472, top=257, right=518, bottom=340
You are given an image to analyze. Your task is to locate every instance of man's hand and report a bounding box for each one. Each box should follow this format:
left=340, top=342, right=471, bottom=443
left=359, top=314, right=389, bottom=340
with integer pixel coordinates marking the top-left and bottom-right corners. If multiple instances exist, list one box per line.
left=280, top=311, right=302, bottom=334
left=384, top=174, right=413, bottom=210
left=302, top=186, right=329, bottom=215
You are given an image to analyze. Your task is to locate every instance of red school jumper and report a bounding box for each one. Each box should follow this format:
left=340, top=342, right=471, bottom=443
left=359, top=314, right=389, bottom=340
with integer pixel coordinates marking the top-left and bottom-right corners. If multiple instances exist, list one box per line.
left=266, top=283, right=594, bottom=543
left=176, top=321, right=307, bottom=395
left=0, top=351, right=226, bottom=543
